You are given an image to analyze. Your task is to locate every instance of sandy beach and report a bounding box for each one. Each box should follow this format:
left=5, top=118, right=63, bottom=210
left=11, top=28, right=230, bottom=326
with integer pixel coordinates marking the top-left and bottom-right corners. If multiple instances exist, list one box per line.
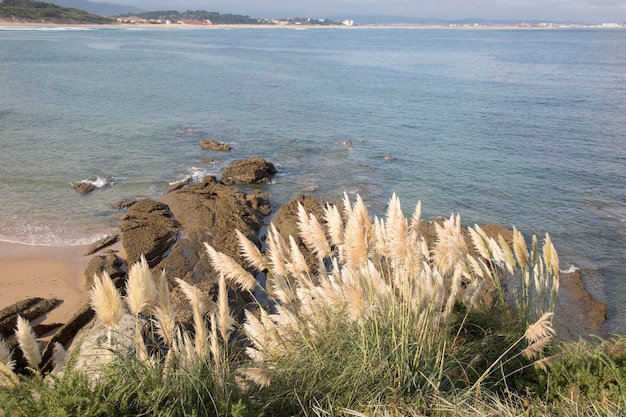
left=0, top=242, right=92, bottom=326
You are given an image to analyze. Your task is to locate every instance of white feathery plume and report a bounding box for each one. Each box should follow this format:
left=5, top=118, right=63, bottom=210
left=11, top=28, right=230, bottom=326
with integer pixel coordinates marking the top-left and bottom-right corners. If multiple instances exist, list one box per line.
left=469, top=225, right=491, bottom=260
left=175, top=277, right=217, bottom=316
left=236, top=229, right=267, bottom=272
left=125, top=255, right=157, bottom=317
left=238, top=367, right=272, bottom=388
left=433, top=215, right=468, bottom=275
left=408, top=200, right=422, bottom=236
left=0, top=337, right=15, bottom=371
left=543, top=233, right=560, bottom=278
left=287, top=235, right=310, bottom=276
left=90, top=271, right=124, bottom=328
left=52, top=342, right=67, bottom=374
left=512, top=227, right=529, bottom=269
left=343, top=204, right=369, bottom=270
left=324, top=202, right=344, bottom=248
left=205, top=243, right=257, bottom=291
left=15, top=316, right=41, bottom=369
left=266, top=224, right=289, bottom=278
left=524, top=312, right=555, bottom=343
left=497, top=235, right=516, bottom=274
left=373, top=216, right=388, bottom=257
left=210, top=314, right=221, bottom=375
left=153, top=270, right=176, bottom=347
left=175, top=278, right=209, bottom=357
left=0, top=361, right=18, bottom=387
left=342, top=192, right=354, bottom=219
left=297, top=203, right=331, bottom=260
left=385, top=193, right=409, bottom=263
left=217, top=273, right=235, bottom=344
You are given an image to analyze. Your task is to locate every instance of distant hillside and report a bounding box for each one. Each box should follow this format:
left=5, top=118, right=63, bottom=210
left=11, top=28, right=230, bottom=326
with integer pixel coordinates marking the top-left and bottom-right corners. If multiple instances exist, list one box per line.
left=0, top=0, right=114, bottom=23
left=47, top=0, right=144, bottom=16
left=122, top=10, right=262, bottom=24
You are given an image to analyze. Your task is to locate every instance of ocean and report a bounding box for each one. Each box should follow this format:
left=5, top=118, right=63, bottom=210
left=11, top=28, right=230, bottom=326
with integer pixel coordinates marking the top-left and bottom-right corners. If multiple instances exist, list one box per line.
left=0, top=26, right=625, bottom=332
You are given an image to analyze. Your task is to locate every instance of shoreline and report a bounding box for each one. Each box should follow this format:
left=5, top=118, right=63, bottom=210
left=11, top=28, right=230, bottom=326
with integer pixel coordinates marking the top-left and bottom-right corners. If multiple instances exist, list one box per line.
left=0, top=20, right=587, bottom=30
left=0, top=241, right=93, bottom=326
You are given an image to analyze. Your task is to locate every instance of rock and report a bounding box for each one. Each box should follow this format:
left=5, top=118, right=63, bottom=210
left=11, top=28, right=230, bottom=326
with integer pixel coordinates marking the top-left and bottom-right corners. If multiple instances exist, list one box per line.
left=200, top=139, right=231, bottom=151
left=198, top=157, right=222, bottom=164
left=110, top=199, right=137, bottom=211
left=246, top=189, right=272, bottom=216
left=0, top=298, right=61, bottom=338
left=120, top=199, right=180, bottom=267
left=83, top=234, right=119, bottom=256
left=555, top=267, right=608, bottom=340
left=166, top=177, right=192, bottom=193
left=84, top=253, right=127, bottom=288
left=220, top=157, right=277, bottom=185
left=73, top=182, right=97, bottom=195
left=70, top=312, right=150, bottom=380
left=40, top=303, right=95, bottom=373
left=158, top=176, right=266, bottom=322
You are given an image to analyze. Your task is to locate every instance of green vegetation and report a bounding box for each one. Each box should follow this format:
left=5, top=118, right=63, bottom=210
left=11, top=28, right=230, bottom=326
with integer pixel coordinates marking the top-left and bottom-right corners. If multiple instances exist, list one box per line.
left=0, top=0, right=114, bottom=23
left=1, top=194, right=624, bottom=416
left=118, top=10, right=262, bottom=25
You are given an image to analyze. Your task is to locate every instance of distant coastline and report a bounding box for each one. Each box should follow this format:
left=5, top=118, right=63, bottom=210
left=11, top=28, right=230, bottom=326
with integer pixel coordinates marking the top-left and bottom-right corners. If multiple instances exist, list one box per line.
left=1, top=19, right=623, bottom=30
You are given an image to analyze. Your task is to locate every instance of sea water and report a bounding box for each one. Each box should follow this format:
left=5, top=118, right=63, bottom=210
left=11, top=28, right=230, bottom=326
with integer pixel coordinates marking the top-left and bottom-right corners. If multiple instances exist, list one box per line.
left=0, top=26, right=625, bottom=332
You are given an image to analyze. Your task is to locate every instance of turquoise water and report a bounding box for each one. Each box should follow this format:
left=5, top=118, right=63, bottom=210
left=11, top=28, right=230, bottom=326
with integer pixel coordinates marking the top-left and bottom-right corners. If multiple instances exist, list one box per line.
left=1, top=26, right=625, bottom=332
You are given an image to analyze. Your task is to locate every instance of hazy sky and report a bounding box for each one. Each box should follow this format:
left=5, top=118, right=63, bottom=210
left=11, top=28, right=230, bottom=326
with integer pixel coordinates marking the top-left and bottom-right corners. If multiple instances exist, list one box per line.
left=119, top=0, right=626, bottom=22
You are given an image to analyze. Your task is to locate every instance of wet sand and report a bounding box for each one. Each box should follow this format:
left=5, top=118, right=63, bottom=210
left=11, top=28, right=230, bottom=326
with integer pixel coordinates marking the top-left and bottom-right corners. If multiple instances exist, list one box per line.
left=0, top=242, right=91, bottom=325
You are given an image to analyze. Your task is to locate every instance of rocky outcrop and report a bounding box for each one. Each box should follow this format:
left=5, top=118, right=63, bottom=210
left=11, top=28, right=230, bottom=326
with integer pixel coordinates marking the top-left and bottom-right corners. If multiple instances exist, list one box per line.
left=220, top=157, right=277, bottom=185
left=120, top=199, right=180, bottom=267
left=200, top=139, right=231, bottom=151
left=555, top=268, right=609, bottom=340
left=0, top=298, right=61, bottom=338
left=73, top=182, right=98, bottom=195
left=83, top=234, right=119, bottom=256
left=83, top=253, right=127, bottom=288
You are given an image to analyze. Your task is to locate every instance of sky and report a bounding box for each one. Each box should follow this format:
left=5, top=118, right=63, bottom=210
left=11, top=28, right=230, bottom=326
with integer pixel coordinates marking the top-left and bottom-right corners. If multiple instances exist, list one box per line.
left=118, top=0, right=626, bottom=22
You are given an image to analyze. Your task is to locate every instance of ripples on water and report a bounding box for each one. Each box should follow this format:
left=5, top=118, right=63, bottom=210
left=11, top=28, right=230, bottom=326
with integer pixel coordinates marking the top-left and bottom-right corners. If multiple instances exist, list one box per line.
left=0, top=26, right=625, bottom=331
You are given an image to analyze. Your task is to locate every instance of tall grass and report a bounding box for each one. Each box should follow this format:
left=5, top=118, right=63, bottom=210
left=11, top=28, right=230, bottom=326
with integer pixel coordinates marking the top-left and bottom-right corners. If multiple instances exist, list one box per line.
left=1, top=194, right=621, bottom=416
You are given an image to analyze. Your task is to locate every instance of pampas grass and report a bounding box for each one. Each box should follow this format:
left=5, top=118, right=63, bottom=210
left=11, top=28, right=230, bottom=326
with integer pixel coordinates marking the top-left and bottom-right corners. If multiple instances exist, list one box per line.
left=90, top=271, right=123, bottom=329
left=15, top=316, right=41, bottom=369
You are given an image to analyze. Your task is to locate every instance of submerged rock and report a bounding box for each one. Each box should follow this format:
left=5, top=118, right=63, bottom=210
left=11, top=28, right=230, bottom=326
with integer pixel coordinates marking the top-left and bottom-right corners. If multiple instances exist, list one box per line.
left=200, top=139, right=231, bottom=151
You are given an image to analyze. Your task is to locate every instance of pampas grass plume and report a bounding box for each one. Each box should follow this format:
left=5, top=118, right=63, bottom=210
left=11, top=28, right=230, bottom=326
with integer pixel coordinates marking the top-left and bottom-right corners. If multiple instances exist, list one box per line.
left=15, top=316, right=41, bottom=368
left=90, top=271, right=124, bottom=328
left=525, top=312, right=555, bottom=343
left=297, top=203, right=331, bottom=260
left=52, top=342, right=67, bottom=373
left=238, top=367, right=272, bottom=388
left=126, top=255, right=157, bottom=316
left=217, top=273, right=235, bottom=343
left=236, top=229, right=267, bottom=272
left=0, top=337, right=15, bottom=371
left=205, top=243, right=258, bottom=291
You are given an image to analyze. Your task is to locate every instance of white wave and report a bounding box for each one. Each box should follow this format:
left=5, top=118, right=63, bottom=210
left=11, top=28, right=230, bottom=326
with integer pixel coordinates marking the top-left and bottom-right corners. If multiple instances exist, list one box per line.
left=559, top=265, right=580, bottom=274
left=71, top=175, right=114, bottom=190
left=0, top=26, right=94, bottom=31
left=0, top=231, right=110, bottom=247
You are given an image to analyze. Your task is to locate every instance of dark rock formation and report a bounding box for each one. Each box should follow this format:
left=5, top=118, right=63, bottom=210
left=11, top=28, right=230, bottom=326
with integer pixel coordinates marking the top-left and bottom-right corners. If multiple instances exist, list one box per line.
left=200, top=139, right=231, bottom=151
left=115, top=176, right=268, bottom=323
left=83, top=234, right=119, bottom=256
left=220, top=157, right=277, bottom=185
left=0, top=298, right=61, bottom=338
left=73, top=182, right=98, bottom=195
left=120, top=199, right=180, bottom=267
left=555, top=268, right=609, bottom=340
left=83, top=253, right=127, bottom=288
left=40, top=303, right=95, bottom=373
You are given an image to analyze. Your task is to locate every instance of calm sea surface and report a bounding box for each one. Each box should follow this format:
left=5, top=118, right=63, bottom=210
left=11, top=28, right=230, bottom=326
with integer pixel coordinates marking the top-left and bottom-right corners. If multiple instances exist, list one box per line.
left=0, top=26, right=625, bottom=332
